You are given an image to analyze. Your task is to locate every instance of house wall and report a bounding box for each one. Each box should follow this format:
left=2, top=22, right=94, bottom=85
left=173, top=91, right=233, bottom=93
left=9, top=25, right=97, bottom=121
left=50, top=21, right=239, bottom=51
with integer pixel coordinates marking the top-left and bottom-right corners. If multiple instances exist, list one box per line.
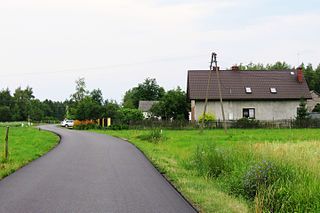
left=193, top=100, right=301, bottom=121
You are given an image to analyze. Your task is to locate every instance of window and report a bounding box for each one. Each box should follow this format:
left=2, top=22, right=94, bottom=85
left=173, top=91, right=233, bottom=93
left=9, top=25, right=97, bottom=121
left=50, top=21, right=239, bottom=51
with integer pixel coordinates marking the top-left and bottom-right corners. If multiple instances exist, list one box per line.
left=245, top=87, right=252, bottom=94
left=243, top=108, right=255, bottom=119
left=270, top=88, right=277, bottom=94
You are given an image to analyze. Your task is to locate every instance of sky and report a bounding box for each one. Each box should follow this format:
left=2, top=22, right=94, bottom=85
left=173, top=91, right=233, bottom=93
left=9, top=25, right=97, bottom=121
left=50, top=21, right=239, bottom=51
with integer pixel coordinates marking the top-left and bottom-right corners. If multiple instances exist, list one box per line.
left=0, top=0, right=320, bottom=102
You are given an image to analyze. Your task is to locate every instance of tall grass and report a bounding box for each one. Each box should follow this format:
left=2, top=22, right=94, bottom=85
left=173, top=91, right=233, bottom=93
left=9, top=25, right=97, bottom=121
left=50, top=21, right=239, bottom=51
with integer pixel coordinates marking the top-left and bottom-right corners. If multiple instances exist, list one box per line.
left=93, top=129, right=320, bottom=212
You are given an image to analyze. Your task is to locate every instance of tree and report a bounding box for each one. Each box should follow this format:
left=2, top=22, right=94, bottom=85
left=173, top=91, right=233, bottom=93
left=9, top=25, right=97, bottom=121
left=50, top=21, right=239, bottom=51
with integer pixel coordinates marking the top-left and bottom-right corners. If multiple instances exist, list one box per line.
left=90, top=89, right=103, bottom=105
left=296, top=98, right=308, bottom=120
left=71, top=77, right=88, bottom=102
left=266, top=61, right=291, bottom=70
left=0, top=88, right=13, bottom=121
left=122, top=78, right=165, bottom=108
left=151, top=87, right=189, bottom=120
left=74, top=96, right=104, bottom=120
left=104, top=100, right=120, bottom=119
left=0, top=106, right=11, bottom=122
left=29, top=99, right=44, bottom=121
left=116, top=108, right=143, bottom=124
left=12, top=87, right=34, bottom=121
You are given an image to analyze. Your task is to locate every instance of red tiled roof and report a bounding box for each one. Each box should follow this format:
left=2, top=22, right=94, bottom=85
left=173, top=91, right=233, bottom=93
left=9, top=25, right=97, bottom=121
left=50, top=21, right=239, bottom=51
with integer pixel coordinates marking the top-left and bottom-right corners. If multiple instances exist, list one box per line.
left=187, top=70, right=311, bottom=100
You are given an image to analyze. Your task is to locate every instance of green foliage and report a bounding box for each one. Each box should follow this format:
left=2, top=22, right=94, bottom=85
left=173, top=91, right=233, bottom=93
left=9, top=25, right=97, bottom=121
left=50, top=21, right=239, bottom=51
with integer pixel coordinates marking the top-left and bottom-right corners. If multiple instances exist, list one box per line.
left=70, top=77, right=88, bottom=102
left=242, top=160, right=283, bottom=200
left=137, top=128, right=166, bottom=143
left=198, top=113, right=216, bottom=123
left=192, top=144, right=230, bottom=178
left=0, top=87, right=66, bottom=122
left=104, top=100, right=120, bottom=119
left=107, top=124, right=129, bottom=130
left=313, top=103, right=320, bottom=112
left=122, top=78, right=165, bottom=108
left=150, top=87, right=189, bottom=120
left=233, top=118, right=261, bottom=128
left=94, top=129, right=320, bottom=212
left=296, top=98, right=308, bottom=120
left=74, top=96, right=104, bottom=120
left=116, top=108, right=144, bottom=124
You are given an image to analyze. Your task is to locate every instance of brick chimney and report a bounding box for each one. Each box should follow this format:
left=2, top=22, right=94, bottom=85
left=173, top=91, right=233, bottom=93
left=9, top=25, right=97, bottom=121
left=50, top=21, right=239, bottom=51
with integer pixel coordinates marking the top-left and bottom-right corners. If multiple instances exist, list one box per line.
left=297, top=67, right=303, bottom=83
left=231, top=65, right=239, bottom=71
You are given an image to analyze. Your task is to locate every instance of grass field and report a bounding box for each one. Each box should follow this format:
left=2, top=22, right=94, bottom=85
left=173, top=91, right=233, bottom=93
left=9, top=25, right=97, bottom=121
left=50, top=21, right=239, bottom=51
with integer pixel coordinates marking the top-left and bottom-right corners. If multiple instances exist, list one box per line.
left=92, top=129, right=320, bottom=213
left=0, top=126, right=59, bottom=179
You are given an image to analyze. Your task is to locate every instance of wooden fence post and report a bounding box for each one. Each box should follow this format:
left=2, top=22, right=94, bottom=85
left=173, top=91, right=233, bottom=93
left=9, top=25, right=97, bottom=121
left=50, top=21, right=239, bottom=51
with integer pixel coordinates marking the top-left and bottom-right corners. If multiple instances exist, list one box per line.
left=4, top=126, right=9, bottom=160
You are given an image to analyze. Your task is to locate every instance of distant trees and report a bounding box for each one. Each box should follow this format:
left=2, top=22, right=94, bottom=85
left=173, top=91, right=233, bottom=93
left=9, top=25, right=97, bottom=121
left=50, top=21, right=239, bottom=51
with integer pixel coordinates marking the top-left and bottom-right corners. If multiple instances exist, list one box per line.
left=123, top=78, right=165, bottom=109
left=0, top=87, right=66, bottom=122
left=151, top=87, right=189, bottom=120
left=239, top=61, right=320, bottom=94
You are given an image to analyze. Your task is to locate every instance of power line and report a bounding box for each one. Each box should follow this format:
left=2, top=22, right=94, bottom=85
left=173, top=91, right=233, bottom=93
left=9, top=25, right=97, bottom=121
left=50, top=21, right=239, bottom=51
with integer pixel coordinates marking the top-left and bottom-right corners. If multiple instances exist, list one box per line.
left=0, top=54, right=207, bottom=78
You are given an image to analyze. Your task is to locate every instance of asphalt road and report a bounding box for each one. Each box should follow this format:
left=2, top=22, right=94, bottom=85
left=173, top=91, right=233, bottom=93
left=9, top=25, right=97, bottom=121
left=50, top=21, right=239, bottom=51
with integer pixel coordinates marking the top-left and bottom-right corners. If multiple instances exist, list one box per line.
left=0, top=125, right=197, bottom=213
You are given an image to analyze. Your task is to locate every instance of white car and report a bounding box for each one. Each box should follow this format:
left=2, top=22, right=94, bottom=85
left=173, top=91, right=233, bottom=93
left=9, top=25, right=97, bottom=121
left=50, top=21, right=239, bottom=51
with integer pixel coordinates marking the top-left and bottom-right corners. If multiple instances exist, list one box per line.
left=61, top=120, right=74, bottom=128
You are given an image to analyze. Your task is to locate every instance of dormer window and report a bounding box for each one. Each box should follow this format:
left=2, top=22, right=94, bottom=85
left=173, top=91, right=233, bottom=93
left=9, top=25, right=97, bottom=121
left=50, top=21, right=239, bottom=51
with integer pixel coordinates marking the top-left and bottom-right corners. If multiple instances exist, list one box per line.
left=270, top=88, right=277, bottom=94
left=245, top=87, right=252, bottom=94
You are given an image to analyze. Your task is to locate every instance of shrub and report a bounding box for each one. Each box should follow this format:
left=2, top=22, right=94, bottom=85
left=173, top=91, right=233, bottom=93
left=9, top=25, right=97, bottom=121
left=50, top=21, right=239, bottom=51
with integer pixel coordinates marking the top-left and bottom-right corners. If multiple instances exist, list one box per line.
left=233, top=118, right=260, bottom=128
left=192, top=144, right=230, bottom=178
left=137, top=129, right=166, bottom=143
left=107, top=124, right=129, bottom=130
left=116, top=108, right=144, bottom=124
left=73, top=120, right=98, bottom=130
left=198, top=113, right=216, bottom=123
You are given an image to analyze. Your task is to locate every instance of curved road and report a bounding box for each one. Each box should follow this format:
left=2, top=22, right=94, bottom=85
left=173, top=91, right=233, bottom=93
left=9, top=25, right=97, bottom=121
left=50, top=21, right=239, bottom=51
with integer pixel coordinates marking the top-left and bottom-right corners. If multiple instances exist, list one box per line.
left=0, top=125, right=196, bottom=213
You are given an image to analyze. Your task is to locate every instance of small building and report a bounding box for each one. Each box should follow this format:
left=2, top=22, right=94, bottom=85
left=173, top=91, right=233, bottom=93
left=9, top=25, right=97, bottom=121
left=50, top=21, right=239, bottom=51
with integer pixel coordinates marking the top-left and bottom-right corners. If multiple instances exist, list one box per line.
left=138, top=101, right=159, bottom=119
left=187, top=67, right=311, bottom=121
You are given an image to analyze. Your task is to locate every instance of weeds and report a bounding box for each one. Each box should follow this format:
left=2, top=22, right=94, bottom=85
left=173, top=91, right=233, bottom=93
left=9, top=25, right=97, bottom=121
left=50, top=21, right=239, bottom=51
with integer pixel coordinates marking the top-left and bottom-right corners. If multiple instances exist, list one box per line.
left=137, top=129, right=166, bottom=143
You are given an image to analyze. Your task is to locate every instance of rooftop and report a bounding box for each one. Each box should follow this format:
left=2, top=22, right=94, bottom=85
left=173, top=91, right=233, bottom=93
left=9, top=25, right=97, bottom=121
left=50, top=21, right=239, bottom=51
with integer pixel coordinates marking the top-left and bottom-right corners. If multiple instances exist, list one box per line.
left=187, top=69, right=311, bottom=100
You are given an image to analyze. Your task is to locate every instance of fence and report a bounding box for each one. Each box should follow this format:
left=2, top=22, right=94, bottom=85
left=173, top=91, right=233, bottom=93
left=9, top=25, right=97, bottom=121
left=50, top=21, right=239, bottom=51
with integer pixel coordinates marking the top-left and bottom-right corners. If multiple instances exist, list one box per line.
left=110, top=118, right=320, bottom=130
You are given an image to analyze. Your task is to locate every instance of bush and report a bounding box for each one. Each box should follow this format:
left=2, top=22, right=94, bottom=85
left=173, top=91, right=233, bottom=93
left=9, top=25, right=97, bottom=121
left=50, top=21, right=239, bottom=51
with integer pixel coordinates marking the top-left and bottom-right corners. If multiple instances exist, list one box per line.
left=198, top=113, right=216, bottom=123
left=233, top=118, right=260, bottom=128
left=107, top=124, right=129, bottom=130
left=73, top=120, right=99, bottom=130
left=137, top=129, right=166, bottom=143
left=117, top=108, right=144, bottom=124
left=192, top=144, right=230, bottom=178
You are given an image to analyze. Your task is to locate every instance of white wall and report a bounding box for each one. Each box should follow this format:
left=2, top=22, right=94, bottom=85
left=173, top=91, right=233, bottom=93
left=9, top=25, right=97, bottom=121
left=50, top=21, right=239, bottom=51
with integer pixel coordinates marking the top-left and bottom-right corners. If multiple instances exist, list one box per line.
left=194, top=100, right=300, bottom=121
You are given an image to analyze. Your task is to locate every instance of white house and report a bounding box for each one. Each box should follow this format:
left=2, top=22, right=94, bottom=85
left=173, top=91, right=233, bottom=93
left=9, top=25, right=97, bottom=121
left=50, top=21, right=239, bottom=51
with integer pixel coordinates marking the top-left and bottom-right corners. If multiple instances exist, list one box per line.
left=187, top=67, right=312, bottom=121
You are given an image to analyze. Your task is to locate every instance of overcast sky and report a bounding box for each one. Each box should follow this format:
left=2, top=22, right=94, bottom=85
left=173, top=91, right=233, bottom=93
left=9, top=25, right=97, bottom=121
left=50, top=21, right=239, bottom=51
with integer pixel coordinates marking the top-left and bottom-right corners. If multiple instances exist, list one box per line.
left=1, top=0, right=319, bottom=102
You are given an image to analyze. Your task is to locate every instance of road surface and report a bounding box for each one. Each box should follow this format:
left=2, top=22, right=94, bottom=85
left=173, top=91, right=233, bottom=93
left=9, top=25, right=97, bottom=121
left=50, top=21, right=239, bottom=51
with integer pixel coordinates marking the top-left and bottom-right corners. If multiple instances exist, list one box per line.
left=0, top=125, right=197, bottom=213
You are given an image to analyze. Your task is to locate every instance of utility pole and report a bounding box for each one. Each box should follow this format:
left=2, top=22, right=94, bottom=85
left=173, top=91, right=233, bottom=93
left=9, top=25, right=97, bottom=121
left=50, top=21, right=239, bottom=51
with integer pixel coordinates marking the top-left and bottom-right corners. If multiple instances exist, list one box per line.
left=213, top=53, right=227, bottom=133
left=201, top=53, right=214, bottom=131
left=4, top=126, right=9, bottom=160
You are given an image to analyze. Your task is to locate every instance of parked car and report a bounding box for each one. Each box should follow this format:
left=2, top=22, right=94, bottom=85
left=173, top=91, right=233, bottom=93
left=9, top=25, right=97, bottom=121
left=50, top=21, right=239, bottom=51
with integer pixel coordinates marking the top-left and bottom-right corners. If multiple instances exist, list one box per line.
left=61, top=119, right=74, bottom=128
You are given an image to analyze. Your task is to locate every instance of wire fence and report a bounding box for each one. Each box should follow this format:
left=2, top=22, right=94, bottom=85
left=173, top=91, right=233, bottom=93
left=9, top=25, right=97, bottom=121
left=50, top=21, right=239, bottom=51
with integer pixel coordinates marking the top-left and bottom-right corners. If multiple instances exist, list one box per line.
left=111, top=118, right=320, bottom=130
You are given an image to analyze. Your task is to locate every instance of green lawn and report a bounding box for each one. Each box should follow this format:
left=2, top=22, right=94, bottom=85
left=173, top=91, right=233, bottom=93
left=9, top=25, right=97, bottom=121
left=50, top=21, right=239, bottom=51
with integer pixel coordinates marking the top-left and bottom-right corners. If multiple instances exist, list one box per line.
left=92, top=129, right=320, bottom=213
left=0, top=126, right=59, bottom=179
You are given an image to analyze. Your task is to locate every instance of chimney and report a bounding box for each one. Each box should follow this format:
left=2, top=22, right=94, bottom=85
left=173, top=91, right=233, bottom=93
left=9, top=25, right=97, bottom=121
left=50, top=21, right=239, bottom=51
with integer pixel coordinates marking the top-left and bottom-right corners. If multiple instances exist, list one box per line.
left=231, top=65, right=239, bottom=71
left=297, top=67, right=303, bottom=83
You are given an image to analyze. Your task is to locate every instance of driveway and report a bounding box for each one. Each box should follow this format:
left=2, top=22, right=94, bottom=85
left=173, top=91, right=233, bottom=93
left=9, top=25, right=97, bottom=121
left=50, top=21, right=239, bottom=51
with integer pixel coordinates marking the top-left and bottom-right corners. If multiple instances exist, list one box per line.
left=0, top=125, right=196, bottom=213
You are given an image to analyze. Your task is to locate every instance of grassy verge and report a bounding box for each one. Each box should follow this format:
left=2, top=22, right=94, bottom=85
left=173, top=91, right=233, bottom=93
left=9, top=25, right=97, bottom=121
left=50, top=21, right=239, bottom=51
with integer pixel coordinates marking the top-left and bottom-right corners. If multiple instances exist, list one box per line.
left=91, top=129, right=320, bottom=213
left=0, top=126, right=59, bottom=179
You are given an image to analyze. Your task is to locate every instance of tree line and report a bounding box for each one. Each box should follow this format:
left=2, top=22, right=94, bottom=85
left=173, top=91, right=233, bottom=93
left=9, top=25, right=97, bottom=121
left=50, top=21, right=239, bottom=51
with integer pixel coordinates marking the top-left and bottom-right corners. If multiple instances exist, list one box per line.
left=0, top=87, right=65, bottom=122
left=239, top=61, right=320, bottom=94
left=0, top=61, right=319, bottom=122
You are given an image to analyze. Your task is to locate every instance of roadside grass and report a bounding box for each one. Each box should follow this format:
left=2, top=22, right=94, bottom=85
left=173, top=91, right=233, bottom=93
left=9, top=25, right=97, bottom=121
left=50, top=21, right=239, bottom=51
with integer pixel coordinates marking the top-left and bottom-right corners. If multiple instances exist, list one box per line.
left=92, top=129, right=320, bottom=213
left=0, top=126, right=59, bottom=179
